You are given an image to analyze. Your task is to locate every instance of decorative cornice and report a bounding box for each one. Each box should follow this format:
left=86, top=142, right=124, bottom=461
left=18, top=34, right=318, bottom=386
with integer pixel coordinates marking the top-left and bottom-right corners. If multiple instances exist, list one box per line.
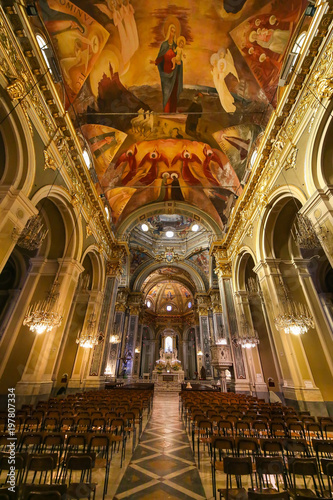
left=0, top=5, right=117, bottom=256
left=210, top=8, right=333, bottom=257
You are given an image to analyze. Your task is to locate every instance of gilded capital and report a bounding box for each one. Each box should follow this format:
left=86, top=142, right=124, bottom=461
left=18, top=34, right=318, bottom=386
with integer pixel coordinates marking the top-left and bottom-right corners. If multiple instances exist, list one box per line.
left=214, top=262, right=232, bottom=279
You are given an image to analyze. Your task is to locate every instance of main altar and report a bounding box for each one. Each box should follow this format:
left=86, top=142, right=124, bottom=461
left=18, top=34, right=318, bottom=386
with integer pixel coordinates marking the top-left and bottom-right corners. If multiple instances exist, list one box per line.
left=152, top=334, right=184, bottom=390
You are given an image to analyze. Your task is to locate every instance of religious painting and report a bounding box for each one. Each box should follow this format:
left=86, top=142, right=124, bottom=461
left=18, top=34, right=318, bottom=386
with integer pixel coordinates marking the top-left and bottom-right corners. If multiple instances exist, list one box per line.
left=38, top=0, right=307, bottom=234
left=130, top=249, right=150, bottom=274
left=189, top=249, right=210, bottom=275
left=39, top=0, right=109, bottom=109
left=230, top=1, right=305, bottom=105
left=81, top=124, right=127, bottom=178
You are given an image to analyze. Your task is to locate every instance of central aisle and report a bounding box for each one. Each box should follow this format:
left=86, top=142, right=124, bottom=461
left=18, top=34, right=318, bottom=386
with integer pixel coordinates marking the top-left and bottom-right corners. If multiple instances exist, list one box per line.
left=114, top=392, right=207, bottom=499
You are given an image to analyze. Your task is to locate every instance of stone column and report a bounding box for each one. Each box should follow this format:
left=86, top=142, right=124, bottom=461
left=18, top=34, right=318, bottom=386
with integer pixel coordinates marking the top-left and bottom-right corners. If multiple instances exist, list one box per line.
left=124, top=293, right=142, bottom=378
left=109, top=289, right=128, bottom=379
left=234, top=290, right=269, bottom=400
left=68, top=288, right=103, bottom=392
left=292, top=258, right=333, bottom=413
left=87, top=255, right=125, bottom=387
left=196, top=294, right=213, bottom=379
left=133, top=323, right=143, bottom=379
left=14, top=258, right=84, bottom=403
left=213, top=248, right=251, bottom=394
left=254, top=259, right=326, bottom=413
left=0, top=187, right=37, bottom=273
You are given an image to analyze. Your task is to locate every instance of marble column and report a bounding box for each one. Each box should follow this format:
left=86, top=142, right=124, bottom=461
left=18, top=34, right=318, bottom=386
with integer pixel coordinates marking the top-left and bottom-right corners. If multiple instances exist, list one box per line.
left=87, top=256, right=124, bottom=388
left=196, top=294, right=213, bottom=379
left=213, top=249, right=251, bottom=394
left=125, top=293, right=142, bottom=378
left=254, top=259, right=327, bottom=413
left=234, top=290, right=269, bottom=400
left=14, top=258, right=84, bottom=403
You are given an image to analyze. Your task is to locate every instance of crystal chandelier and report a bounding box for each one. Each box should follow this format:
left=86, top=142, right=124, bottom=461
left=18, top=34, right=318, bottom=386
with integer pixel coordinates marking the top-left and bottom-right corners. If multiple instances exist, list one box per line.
left=23, top=280, right=63, bottom=334
left=234, top=313, right=259, bottom=349
left=110, top=323, right=121, bottom=344
left=274, top=279, right=314, bottom=335
left=76, top=311, right=99, bottom=348
left=214, top=325, right=227, bottom=345
left=292, top=213, right=321, bottom=250
left=17, top=214, right=48, bottom=250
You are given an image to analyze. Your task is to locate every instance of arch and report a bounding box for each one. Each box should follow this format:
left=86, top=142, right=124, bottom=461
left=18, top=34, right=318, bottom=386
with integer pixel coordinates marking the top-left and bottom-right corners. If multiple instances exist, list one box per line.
left=257, top=187, right=307, bottom=261
left=0, top=89, right=36, bottom=195
left=31, top=185, right=83, bottom=261
left=80, top=245, right=105, bottom=291
left=233, top=247, right=258, bottom=292
left=133, top=261, right=206, bottom=293
left=307, top=99, right=333, bottom=192
left=116, top=201, right=223, bottom=241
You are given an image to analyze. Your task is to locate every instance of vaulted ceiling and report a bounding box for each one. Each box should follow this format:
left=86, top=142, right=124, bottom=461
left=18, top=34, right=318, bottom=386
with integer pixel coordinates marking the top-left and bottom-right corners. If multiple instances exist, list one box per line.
left=38, top=0, right=306, bottom=235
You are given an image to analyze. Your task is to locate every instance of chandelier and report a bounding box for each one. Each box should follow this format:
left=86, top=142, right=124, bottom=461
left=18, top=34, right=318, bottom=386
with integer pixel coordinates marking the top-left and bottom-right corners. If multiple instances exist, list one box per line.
left=234, top=313, right=259, bottom=349
left=23, top=280, right=63, bottom=334
left=274, top=279, right=314, bottom=335
left=110, top=323, right=121, bottom=344
left=292, top=213, right=321, bottom=250
left=213, top=325, right=227, bottom=345
left=76, top=311, right=99, bottom=348
left=17, top=214, right=48, bottom=250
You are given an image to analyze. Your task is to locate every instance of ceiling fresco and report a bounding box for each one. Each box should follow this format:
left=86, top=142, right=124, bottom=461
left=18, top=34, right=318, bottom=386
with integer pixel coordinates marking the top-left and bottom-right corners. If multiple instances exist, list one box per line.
left=39, top=0, right=306, bottom=232
left=146, top=281, right=193, bottom=314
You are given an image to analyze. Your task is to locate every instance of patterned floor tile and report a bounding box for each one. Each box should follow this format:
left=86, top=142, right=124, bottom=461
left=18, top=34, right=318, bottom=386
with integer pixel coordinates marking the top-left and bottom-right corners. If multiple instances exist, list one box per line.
left=114, top=393, right=207, bottom=500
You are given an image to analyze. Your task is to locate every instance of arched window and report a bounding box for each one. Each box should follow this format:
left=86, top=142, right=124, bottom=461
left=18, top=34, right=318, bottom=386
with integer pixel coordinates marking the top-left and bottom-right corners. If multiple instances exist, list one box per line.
left=146, top=299, right=151, bottom=308
left=36, top=34, right=52, bottom=73
left=83, top=149, right=91, bottom=169
left=165, top=336, right=173, bottom=352
left=292, top=32, right=306, bottom=55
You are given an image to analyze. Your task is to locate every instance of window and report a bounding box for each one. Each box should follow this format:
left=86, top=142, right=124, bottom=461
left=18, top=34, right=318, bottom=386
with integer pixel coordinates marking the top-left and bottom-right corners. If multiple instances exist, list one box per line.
left=36, top=34, right=52, bottom=73
left=292, top=32, right=306, bottom=55
left=188, top=301, right=192, bottom=308
left=166, top=305, right=172, bottom=311
left=83, top=149, right=91, bottom=169
left=146, top=300, right=151, bottom=308
left=105, top=206, right=110, bottom=220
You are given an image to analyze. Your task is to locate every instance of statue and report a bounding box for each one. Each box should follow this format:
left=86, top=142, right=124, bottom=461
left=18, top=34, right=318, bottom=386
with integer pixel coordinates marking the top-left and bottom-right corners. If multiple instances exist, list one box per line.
left=200, top=365, right=206, bottom=380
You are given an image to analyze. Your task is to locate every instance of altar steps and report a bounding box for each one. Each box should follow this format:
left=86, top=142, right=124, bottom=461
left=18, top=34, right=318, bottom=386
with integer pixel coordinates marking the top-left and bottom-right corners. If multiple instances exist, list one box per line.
left=155, top=380, right=182, bottom=392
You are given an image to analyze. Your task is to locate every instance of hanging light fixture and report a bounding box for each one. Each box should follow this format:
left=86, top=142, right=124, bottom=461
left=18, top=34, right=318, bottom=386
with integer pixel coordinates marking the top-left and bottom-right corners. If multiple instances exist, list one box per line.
left=23, top=280, right=62, bottom=334
left=214, top=325, right=227, bottom=345
left=274, top=278, right=314, bottom=335
left=110, top=322, right=121, bottom=344
left=292, top=213, right=321, bottom=250
left=16, top=214, right=48, bottom=250
left=76, top=311, right=99, bottom=348
left=234, top=313, right=259, bottom=349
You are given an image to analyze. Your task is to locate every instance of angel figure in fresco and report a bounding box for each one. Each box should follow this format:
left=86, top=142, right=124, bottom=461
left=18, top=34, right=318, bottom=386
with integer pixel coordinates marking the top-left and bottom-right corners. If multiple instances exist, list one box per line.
left=121, top=0, right=139, bottom=58
left=132, top=149, right=169, bottom=186
left=150, top=24, right=184, bottom=113
left=60, top=35, right=97, bottom=89
left=211, top=49, right=239, bottom=113
left=96, top=0, right=130, bottom=64
left=249, top=27, right=290, bottom=55
left=114, top=145, right=138, bottom=185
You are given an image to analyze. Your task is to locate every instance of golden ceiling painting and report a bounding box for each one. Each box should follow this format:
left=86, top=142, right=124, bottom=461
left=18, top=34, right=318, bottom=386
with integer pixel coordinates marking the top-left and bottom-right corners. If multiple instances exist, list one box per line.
left=38, top=0, right=306, bottom=231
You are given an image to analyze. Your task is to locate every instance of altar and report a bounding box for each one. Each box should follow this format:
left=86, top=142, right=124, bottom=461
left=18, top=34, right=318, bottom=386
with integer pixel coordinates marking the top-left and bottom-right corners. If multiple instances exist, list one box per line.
left=152, top=334, right=184, bottom=390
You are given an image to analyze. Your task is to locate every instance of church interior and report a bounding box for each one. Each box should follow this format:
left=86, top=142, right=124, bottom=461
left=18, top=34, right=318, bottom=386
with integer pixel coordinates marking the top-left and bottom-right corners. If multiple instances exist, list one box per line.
left=1, top=0, right=333, bottom=498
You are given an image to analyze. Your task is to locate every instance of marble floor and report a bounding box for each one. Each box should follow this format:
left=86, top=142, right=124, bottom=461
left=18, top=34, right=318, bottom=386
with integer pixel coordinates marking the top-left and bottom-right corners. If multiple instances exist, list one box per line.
left=111, top=392, right=213, bottom=500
